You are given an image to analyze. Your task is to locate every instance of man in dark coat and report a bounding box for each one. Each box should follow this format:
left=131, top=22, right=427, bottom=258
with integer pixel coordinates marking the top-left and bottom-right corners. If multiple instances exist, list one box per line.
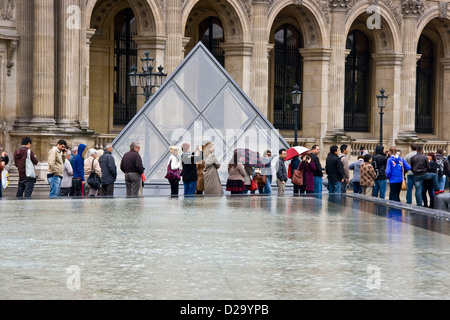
left=372, top=145, right=388, bottom=199
left=120, top=142, right=144, bottom=196
left=180, top=143, right=203, bottom=195
left=99, top=144, right=117, bottom=196
left=309, top=145, right=323, bottom=194
left=325, top=145, right=345, bottom=194
left=410, top=144, right=443, bottom=206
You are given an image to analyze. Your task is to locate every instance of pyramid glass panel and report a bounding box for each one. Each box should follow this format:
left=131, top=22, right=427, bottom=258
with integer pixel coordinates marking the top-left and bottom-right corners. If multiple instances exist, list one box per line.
left=144, top=83, right=198, bottom=142
left=173, top=48, right=227, bottom=111
left=112, top=116, right=168, bottom=182
left=203, top=83, right=257, bottom=148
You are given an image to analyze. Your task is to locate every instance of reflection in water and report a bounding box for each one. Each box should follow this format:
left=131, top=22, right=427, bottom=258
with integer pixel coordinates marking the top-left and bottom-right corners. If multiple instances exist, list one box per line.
left=0, top=195, right=449, bottom=300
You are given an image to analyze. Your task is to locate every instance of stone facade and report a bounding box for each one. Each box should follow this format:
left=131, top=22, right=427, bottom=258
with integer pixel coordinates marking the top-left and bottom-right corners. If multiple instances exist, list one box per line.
left=1, top=0, right=450, bottom=173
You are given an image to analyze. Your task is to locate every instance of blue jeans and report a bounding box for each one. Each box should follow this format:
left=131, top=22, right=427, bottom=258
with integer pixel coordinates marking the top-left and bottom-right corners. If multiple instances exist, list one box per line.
left=414, top=173, right=440, bottom=206
left=183, top=181, right=197, bottom=195
left=372, top=180, right=387, bottom=199
left=48, top=175, right=62, bottom=197
left=313, top=176, right=322, bottom=194
left=264, top=177, right=272, bottom=194
left=438, top=176, right=446, bottom=191
left=353, top=182, right=362, bottom=194
left=328, top=181, right=341, bottom=194
left=406, top=175, right=415, bottom=204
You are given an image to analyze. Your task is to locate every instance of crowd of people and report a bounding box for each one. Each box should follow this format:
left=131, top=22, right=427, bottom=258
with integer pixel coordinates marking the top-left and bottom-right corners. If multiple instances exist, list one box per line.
left=162, top=143, right=325, bottom=197
left=1, top=138, right=449, bottom=209
left=346, top=143, right=447, bottom=208
left=0, top=137, right=121, bottom=199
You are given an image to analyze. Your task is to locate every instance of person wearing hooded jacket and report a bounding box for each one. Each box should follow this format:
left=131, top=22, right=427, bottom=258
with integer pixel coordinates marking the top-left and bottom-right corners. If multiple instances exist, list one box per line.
left=386, top=147, right=411, bottom=202
left=71, top=143, right=87, bottom=196
left=14, top=137, right=38, bottom=198
left=349, top=155, right=364, bottom=194
left=372, top=145, right=389, bottom=199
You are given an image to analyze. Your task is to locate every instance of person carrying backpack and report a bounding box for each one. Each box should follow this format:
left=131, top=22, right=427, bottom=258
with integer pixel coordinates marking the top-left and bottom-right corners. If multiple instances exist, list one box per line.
left=371, top=145, right=388, bottom=199
left=435, top=148, right=450, bottom=191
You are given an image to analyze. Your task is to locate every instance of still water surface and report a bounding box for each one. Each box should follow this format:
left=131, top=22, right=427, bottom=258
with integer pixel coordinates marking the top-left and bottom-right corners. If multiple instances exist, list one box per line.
left=0, top=195, right=449, bottom=300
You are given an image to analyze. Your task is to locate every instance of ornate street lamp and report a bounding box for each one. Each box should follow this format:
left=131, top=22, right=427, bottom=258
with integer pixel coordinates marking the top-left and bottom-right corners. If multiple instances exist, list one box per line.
left=376, top=88, right=388, bottom=147
left=129, top=50, right=167, bottom=103
left=291, top=84, right=302, bottom=146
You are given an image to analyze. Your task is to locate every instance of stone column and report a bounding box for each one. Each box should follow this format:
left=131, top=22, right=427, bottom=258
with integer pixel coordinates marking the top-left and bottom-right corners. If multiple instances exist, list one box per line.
left=299, top=48, right=332, bottom=149
left=372, top=53, right=404, bottom=147
left=220, top=42, right=253, bottom=94
left=397, top=0, right=423, bottom=142
left=250, top=0, right=270, bottom=117
left=31, top=0, right=56, bottom=127
left=164, top=0, right=182, bottom=74
left=14, top=0, right=34, bottom=127
left=80, top=0, right=93, bottom=131
left=440, top=58, right=450, bottom=142
left=56, top=0, right=81, bottom=128
left=324, top=0, right=351, bottom=141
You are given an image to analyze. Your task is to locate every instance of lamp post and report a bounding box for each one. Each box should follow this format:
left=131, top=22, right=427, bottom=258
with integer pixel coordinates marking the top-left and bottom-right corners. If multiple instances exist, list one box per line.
left=291, top=84, right=302, bottom=146
left=376, top=88, right=388, bottom=147
left=128, top=50, right=167, bottom=103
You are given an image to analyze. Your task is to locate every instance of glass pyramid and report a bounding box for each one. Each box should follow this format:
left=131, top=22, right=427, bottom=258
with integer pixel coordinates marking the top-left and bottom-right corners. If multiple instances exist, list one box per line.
left=112, top=41, right=289, bottom=184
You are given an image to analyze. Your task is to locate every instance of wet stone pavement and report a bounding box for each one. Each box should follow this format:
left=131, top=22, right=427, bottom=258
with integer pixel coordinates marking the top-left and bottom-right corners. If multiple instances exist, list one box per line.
left=0, top=194, right=449, bottom=300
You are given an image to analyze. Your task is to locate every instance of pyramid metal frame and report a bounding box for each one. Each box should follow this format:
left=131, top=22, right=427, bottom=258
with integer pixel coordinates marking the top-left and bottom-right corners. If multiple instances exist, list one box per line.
left=111, top=41, right=289, bottom=183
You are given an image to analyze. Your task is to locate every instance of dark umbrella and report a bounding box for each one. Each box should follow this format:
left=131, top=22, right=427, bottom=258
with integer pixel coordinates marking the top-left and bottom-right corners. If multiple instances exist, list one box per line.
left=233, top=148, right=268, bottom=168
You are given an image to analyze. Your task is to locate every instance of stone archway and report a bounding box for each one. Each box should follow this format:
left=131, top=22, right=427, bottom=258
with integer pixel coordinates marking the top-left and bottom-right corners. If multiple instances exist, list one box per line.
left=342, top=2, right=403, bottom=147
left=416, top=16, right=450, bottom=140
left=183, top=0, right=251, bottom=94
left=267, top=1, right=331, bottom=144
left=87, top=0, right=161, bottom=135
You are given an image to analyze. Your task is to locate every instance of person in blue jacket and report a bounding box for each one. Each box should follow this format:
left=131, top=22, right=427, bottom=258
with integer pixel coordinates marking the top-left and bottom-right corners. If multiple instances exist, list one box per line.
left=71, top=144, right=87, bottom=196
left=386, top=147, right=411, bottom=202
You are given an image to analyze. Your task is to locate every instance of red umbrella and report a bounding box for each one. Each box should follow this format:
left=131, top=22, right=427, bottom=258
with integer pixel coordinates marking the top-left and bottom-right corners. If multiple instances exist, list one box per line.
left=285, top=146, right=310, bottom=161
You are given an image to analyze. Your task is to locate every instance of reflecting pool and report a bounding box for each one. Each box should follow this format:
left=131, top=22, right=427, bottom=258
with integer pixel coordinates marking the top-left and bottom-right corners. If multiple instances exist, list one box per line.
left=0, top=194, right=449, bottom=300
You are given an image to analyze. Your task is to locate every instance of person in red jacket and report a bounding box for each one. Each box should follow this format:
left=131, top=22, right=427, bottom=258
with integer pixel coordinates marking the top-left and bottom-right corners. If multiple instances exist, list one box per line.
left=299, top=154, right=316, bottom=193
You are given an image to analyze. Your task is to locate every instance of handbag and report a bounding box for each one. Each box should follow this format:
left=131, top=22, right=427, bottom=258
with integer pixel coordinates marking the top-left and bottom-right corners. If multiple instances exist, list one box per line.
left=250, top=178, right=257, bottom=191
left=26, top=149, right=36, bottom=178
left=292, top=163, right=303, bottom=186
left=401, top=162, right=407, bottom=191
left=1, top=169, right=9, bottom=189
left=165, top=159, right=181, bottom=181
left=87, top=159, right=101, bottom=189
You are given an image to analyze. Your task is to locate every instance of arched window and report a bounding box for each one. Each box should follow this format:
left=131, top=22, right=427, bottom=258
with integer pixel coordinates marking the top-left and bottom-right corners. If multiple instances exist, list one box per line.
left=199, top=17, right=224, bottom=66
left=113, top=8, right=137, bottom=126
left=273, top=24, right=303, bottom=130
left=415, top=35, right=434, bottom=134
left=344, top=30, right=371, bottom=132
